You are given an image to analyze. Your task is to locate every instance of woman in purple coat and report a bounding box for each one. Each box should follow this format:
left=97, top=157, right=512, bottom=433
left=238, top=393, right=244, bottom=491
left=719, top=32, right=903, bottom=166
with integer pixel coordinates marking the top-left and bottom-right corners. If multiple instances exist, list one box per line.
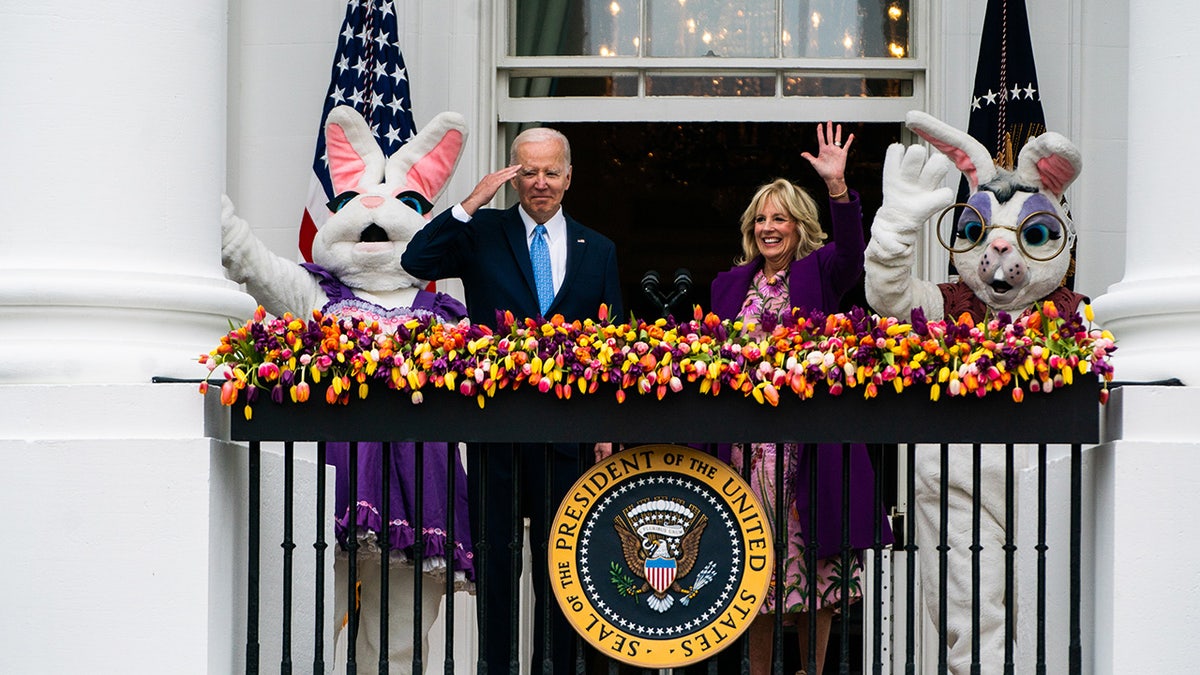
left=709, top=122, right=893, bottom=675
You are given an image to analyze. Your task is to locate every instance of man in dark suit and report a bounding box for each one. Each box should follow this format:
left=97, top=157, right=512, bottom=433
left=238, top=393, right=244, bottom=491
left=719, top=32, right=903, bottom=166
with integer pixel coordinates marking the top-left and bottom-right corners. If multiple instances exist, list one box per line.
left=402, top=127, right=622, bottom=674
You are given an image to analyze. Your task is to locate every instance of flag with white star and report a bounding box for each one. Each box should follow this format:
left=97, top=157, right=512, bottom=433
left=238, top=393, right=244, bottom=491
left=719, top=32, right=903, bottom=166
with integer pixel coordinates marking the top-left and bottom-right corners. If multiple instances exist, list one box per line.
left=966, top=0, right=1046, bottom=170
left=956, top=0, right=1076, bottom=286
left=298, top=0, right=416, bottom=262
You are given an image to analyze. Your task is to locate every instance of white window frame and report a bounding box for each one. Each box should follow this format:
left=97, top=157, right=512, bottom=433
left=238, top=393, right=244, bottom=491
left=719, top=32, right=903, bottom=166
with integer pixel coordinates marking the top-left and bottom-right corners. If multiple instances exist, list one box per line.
left=492, top=1, right=932, bottom=124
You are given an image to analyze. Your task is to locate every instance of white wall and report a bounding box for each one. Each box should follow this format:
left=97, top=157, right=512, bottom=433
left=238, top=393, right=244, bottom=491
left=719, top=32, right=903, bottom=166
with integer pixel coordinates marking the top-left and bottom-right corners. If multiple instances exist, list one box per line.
left=935, top=0, right=1129, bottom=303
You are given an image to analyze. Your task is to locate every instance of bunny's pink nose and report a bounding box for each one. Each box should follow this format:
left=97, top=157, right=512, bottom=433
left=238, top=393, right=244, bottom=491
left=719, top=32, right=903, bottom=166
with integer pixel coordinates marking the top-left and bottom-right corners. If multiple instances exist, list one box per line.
left=360, top=196, right=385, bottom=209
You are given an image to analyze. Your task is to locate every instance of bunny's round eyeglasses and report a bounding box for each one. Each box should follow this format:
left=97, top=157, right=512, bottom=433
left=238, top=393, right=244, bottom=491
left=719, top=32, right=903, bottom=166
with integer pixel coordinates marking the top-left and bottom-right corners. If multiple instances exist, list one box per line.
left=936, top=203, right=1069, bottom=262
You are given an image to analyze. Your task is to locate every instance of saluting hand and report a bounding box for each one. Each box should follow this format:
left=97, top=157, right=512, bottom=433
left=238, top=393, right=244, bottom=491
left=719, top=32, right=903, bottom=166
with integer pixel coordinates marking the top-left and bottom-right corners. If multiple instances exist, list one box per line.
left=461, top=164, right=523, bottom=216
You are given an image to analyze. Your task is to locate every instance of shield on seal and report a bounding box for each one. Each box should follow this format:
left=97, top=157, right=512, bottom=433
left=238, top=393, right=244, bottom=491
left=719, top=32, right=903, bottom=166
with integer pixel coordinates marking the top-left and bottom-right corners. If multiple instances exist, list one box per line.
left=644, top=557, right=677, bottom=595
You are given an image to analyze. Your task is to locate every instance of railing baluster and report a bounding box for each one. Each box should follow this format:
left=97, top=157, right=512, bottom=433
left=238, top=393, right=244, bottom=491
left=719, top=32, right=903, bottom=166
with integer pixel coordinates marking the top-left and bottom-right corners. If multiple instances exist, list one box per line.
left=313, top=442, right=327, bottom=675
left=1036, top=443, right=1048, bottom=675
left=773, top=442, right=785, bottom=675
left=282, top=441, right=295, bottom=675
left=541, top=443, right=553, bottom=675
left=807, top=444, right=819, bottom=675
left=840, top=443, right=851, bottom=675
left=346, top=441, right=358, bottom=675
left=905, top=442, right=916, bottom=675
left=446, top=442, right=459, bottom=675
left=738, top=443, right=751, bottom=675
left=575, top=445, right=589, bottom=675
left=413, top=442, right=425, bottom=675
left=475, top=443, right=489, bottom=675
left=509, top=443, right=521, bottom=675
left=379, top=441, right=390, bottom=675
left=1070, top=443, right=1083, bottom=675
left=938, top=443, right=949, bottom=675
left=248, top=441, right=261, bottom=675
left=971, top=443, right=981, bottom=675
left=872, top=443, right=885, bottom=675
left=1004, top=444, right=1015, bottom=675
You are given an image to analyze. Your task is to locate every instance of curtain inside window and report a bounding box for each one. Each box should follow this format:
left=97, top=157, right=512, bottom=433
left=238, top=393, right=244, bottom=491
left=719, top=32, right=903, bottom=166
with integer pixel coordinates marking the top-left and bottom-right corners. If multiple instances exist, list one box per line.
left=512, top=0, right=574, bottom=99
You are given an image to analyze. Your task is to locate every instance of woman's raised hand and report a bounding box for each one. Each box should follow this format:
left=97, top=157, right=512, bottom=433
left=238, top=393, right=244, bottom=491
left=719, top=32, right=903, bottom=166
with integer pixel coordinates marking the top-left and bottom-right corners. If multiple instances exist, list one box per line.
left=801, top=121, right=854, bottom=197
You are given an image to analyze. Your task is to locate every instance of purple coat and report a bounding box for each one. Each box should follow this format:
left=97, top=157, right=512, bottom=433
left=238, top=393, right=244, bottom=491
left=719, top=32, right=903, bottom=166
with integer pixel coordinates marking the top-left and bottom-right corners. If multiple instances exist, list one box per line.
left=709, top=192, right=893, bottom=558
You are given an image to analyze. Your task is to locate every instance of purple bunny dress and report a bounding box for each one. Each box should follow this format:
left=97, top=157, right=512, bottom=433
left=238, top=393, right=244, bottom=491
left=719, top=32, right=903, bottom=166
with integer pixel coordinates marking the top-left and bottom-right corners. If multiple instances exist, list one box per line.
left=303, top=263, right=475, bottom=585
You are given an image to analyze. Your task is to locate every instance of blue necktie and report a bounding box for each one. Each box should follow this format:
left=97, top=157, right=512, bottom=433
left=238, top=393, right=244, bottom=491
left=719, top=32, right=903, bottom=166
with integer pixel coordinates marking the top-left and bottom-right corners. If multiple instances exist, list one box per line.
left=530, top=224, right=554, bottom=315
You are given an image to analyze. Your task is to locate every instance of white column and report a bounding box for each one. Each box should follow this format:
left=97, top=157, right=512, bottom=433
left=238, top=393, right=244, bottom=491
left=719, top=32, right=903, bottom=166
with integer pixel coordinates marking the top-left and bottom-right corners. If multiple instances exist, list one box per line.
left=0, top=0, right=254, bottom=384
left=1089, top=0, right=1200, bottom=383
left=0, top=2, right=259, bottom=672
left=1090, top=6, right=1200, bottom=674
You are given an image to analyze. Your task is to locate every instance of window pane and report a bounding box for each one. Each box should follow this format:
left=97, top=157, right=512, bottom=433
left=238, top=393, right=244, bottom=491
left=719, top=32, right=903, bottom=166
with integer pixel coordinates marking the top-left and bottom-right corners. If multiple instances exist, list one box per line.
left=509, top=75, right=639, bottom=97
left=646, top=0, right=777, bottom=57
left=512, top=1, right=642, bottom=56
left=783, top=75, right=914, bottom=97
left=645, top=74, right=775, bottom=96
left=783, top=0, right=911, bottom=58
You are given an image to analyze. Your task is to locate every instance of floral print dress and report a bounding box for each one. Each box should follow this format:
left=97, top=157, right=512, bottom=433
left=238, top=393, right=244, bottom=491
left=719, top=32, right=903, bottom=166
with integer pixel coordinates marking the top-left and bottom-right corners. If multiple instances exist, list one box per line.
left=735, top=267, right=863, bottom=614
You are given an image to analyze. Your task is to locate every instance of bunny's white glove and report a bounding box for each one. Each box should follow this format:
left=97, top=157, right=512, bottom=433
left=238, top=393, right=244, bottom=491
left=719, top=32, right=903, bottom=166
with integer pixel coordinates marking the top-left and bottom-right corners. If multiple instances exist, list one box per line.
left=864, top=144, right=955, bottom=320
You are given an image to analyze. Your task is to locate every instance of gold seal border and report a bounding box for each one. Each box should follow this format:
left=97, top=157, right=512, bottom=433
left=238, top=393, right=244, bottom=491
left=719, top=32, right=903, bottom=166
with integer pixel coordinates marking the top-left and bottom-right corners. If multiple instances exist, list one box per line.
left=548, top=444, right=774, bottom=668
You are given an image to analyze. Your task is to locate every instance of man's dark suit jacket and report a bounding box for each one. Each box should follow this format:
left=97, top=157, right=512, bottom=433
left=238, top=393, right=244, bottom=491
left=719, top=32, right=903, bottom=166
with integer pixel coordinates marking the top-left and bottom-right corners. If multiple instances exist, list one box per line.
left=402, top=203, right=623, bottom=672
left=401, top=204, right=623, bottom=324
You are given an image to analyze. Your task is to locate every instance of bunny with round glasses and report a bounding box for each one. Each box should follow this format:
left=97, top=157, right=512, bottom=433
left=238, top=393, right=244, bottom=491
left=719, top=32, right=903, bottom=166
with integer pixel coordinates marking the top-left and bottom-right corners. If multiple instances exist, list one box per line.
left=865, top=110, right=1086, bottom=322
left=864, top=110, right=1088, bottom=675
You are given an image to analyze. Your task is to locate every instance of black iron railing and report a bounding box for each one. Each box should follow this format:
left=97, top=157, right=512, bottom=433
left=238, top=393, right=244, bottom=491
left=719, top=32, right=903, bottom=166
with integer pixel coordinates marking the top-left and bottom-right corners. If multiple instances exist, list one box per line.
left=227, top=376, right=1100, bottom=675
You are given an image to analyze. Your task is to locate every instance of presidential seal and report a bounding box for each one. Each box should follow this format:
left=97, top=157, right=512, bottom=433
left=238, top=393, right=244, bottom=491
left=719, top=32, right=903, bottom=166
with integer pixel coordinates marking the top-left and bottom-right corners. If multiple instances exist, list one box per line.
left=549, top=444, right=772, bottom=668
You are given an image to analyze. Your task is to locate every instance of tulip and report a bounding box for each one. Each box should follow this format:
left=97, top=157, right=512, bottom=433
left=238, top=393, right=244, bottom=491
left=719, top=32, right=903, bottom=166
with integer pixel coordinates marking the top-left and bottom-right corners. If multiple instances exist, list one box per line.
left=220, top=380, right=239, bottom=406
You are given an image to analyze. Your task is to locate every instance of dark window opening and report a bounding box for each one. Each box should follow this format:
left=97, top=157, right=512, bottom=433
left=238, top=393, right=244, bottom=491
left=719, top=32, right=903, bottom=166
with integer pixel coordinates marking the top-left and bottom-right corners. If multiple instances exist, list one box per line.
left=546, top=121, right=902, bottom=319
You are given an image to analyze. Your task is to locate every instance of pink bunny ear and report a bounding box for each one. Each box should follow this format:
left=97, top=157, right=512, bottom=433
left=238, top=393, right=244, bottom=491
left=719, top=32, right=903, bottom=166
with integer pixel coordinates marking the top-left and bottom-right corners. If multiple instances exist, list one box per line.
left=1016, top=132, right=1082, bottom=198
left=324, top=105, right=386, bottom=196
left=906, top=110, right=997, bottom=191
left=385, top=111, right=469, bottom=205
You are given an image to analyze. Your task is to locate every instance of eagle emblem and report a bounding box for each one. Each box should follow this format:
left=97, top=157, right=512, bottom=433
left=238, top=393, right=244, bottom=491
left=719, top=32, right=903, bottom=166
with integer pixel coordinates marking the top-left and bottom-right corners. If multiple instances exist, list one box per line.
left=613, top=497, right=710, bottom=613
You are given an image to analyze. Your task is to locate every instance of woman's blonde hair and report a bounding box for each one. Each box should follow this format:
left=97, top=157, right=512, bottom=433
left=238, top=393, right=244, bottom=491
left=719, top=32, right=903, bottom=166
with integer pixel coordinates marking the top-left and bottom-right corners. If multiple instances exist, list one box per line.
left=736, top=179, right=827, bottom=265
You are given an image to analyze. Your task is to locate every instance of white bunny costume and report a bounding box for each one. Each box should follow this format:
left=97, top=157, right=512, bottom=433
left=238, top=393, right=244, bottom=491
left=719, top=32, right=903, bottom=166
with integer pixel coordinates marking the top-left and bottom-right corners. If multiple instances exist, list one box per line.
left=865, top=111, right=1086, bottom=674
left=222, top=105, right=473, bottom=673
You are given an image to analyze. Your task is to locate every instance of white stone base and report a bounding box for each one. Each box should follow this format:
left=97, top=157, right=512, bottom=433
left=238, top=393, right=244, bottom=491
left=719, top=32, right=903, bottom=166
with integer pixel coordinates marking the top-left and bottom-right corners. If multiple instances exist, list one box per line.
left=1093, top=385, right=1200, bottom=675
left=0, top=382, right=332, bottom=674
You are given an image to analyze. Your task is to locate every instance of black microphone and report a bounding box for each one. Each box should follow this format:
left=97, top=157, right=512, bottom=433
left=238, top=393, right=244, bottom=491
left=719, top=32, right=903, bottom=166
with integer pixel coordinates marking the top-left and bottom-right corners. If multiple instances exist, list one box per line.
left=641, top=269, right=662, bottom=299
left=670, top=268, right=692, bottom=299
left=641, top=269, right=673, bottom=317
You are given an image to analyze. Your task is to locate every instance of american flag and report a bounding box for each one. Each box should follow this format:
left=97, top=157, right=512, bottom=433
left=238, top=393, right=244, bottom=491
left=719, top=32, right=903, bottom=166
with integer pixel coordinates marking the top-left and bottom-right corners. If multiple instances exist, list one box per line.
left=299, top=0, right=417, bottom=262
left=954, top=0, right=1072, bottom=284
left=965, top=0, right=1046, bottom=171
